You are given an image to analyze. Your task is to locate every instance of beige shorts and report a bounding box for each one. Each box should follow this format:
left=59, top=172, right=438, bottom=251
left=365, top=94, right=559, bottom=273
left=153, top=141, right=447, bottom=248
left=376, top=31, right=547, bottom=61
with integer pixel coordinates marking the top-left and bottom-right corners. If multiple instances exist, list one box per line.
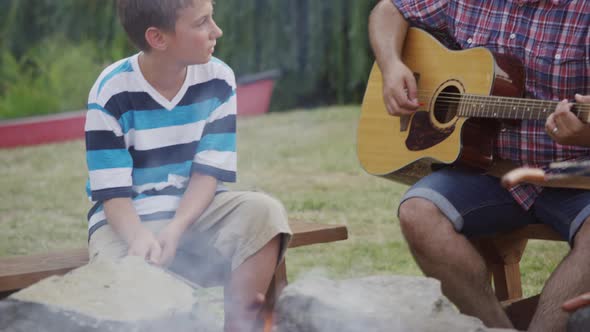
left=89, top=191, right=292, bottom=286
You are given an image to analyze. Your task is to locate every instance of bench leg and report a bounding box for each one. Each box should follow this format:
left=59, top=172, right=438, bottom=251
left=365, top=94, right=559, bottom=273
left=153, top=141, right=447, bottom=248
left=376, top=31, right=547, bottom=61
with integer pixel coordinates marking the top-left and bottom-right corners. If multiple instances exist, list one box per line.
left=472, top=236, right=528, bottom=301
left=490, top=261, right=523, bottom=301
left=266, top=260, right=288, bottom=308
left=472, top=234, right=539, bottom=330
left=257, top=260, right=288, bottom=329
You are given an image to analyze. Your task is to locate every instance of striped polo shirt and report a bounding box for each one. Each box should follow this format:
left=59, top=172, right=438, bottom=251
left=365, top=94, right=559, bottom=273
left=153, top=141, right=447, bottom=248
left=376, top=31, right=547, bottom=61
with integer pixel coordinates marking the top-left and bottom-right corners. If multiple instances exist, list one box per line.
left=85, top=54, right=237, bottom=236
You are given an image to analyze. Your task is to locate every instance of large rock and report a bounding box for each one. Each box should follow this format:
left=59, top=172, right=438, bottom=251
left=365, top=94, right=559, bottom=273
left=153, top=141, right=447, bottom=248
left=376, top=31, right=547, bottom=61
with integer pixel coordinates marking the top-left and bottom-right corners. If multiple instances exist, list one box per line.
left=0, top=256, right=224, bottom=331
left=568, top=306, right=590, bottom=332
left=0, top=299, right=220, bottom=332
left=274, top=275, right=516, bottom=332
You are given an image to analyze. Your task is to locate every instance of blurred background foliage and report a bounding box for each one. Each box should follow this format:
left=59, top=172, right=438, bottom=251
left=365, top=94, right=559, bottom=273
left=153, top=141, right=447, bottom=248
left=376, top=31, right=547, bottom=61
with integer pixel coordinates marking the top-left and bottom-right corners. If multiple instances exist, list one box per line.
left=0, top=0, right=379, bottom=119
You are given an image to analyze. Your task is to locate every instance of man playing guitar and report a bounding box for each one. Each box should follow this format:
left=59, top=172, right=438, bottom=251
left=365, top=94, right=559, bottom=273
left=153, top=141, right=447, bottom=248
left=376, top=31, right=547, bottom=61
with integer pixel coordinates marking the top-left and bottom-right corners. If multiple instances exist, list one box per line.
left=369, top=1, right=590, bottom=331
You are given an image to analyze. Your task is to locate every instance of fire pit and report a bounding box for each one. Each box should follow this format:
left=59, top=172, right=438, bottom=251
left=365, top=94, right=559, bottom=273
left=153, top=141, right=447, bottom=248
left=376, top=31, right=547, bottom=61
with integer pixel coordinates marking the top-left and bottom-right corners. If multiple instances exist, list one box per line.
left=1, top=260, right=518, bottom=332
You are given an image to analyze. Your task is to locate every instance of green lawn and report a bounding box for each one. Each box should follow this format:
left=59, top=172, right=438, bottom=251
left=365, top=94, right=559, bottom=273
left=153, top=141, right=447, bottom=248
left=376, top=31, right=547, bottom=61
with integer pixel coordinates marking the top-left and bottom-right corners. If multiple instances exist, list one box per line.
left=0, top=105, right=568, bottom=297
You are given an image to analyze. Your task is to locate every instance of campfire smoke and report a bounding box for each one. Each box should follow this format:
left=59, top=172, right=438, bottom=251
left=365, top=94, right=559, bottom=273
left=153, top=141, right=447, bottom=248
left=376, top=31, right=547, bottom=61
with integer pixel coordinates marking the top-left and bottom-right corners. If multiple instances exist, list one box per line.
left=272, top=274, right=518, bottom=332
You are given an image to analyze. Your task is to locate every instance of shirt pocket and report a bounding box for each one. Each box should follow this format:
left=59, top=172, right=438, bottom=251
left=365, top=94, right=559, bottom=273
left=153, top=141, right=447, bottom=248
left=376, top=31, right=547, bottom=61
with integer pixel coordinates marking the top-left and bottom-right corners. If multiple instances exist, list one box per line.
left=453, top=23, right=491, bottom=49
left=530, top=45, right=588, bottom=98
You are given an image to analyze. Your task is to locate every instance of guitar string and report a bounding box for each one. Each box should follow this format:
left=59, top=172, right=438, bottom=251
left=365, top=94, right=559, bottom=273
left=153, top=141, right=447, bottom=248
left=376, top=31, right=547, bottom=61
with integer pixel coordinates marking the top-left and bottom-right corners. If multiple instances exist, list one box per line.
left=412, top=91, right=588, bottom=106
left=414, top=91, right=585, bottom=103
left=412, top=100, right=590, bottom=115
left=408, top=91, right=590, bottom=113
left=413, top=90, right=580, bottom=101
left=413, top=96, right=587, bottom=109
left=412, top=97, right=589, bottom=110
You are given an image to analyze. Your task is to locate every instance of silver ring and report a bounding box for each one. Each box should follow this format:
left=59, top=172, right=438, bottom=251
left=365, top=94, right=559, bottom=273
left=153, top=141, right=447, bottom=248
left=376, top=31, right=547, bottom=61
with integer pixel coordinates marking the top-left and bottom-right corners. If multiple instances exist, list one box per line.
left=552, top=127, right=559, bottom=134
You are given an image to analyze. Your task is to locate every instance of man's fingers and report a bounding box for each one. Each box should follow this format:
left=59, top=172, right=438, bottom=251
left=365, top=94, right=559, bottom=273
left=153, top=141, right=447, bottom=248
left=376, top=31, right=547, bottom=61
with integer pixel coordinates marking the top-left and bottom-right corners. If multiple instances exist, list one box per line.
left=382, top=65, right=420, bottom=116
left=545, top=113, right=557, bottom=135
left=546, top=100, right=571, bottom=136
left=384, top=94, right=400, bottom=116
left=553, top=99, right=582, bottom=137
left=404, top=74, right=419, bottom=104
left=396, top=85, right=419, bottom=110
left=575, top=93, right=590, bottom=103
left=394, top=90, right=419, bottom=113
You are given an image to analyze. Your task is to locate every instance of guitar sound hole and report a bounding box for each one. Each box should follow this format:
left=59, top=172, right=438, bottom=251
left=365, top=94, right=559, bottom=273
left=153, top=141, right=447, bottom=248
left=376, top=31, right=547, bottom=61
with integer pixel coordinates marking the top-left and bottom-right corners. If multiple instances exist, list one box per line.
left=433, top=86, right=460, bottom=124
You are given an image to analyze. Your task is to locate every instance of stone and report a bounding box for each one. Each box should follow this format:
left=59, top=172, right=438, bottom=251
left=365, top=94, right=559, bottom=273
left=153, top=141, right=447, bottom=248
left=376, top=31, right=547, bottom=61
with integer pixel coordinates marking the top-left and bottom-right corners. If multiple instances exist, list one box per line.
left=0, top=299, right=221, bottom=332
left=567, top=306, right=590, bottom=332
left=274, top=274, right=517, bottom=332
left=0, top=256, right=225, bottom=331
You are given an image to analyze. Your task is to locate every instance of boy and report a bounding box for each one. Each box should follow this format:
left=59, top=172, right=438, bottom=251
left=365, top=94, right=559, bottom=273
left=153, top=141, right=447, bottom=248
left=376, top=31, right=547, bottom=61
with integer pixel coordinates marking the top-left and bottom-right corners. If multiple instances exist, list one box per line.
left=84, top=0, right=292, bottom=330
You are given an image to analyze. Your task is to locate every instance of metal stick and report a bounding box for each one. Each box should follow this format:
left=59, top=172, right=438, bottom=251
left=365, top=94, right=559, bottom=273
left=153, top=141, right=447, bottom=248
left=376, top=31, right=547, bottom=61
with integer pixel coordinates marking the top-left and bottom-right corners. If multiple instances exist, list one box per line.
left=149, top=264, right=202, bottom=289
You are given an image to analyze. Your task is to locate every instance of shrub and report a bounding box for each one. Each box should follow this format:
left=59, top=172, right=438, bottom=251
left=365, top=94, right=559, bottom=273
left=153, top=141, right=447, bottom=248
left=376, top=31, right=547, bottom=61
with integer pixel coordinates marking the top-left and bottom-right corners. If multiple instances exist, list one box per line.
left=0, top=37, right=104, bottom=119
left=0, top=78, right=61, bottom=119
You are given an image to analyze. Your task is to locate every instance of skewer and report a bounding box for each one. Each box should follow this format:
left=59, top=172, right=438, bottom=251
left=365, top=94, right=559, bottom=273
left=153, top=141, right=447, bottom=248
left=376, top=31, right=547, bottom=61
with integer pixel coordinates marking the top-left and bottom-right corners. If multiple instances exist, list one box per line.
left=156, top=266, right=203, bottom=290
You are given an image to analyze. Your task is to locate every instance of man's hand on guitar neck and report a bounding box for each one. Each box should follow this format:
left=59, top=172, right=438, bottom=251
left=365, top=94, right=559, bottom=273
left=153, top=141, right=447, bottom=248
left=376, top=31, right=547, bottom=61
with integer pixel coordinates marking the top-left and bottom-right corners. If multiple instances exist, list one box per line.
left=546, top=94, right=590, bottom=147
left=382, top=60, right=420, bottom=116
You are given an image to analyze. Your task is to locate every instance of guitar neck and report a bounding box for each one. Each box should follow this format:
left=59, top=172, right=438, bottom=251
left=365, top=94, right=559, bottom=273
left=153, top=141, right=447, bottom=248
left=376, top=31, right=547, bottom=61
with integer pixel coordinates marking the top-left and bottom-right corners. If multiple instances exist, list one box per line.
left=457, top=94, right=590, bottom=123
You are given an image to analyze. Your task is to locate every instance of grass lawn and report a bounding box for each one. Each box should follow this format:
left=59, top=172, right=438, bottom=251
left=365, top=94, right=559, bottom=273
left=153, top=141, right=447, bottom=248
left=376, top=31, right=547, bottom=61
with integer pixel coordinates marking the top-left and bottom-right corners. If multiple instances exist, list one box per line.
left=0, top=105, right=568, bottom=297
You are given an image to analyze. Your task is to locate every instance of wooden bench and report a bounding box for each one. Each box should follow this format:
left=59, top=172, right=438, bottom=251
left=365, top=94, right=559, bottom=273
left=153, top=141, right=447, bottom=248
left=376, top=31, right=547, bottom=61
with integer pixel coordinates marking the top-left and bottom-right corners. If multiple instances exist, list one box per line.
left=474, top=223, right=565, bottom=330
left=0, top=220, right=348, bottom=303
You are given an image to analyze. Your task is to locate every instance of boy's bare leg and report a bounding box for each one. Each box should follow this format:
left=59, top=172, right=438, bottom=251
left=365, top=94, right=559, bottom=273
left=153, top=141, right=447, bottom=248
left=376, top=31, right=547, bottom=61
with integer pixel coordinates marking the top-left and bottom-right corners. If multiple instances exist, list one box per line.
left=399, top=198, right=513, bottom=328
left=528, top=219, right=590, bottom=332
left=224, top=235, right=280, bottom=332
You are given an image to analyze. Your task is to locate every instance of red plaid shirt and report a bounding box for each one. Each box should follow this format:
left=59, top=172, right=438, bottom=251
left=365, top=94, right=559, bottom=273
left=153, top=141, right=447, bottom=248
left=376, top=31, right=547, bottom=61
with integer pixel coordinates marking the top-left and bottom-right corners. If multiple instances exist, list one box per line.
left=393, top=0, right=590, bottom=209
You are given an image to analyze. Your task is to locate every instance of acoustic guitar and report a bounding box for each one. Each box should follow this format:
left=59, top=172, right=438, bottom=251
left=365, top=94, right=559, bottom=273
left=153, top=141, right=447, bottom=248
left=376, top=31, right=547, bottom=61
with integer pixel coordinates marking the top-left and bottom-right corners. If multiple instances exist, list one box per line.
left=357, top=27, right=590, bottom=185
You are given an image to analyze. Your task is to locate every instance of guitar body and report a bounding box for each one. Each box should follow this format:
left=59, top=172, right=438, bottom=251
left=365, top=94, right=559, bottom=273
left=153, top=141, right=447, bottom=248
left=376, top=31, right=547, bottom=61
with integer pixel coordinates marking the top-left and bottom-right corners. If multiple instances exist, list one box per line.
left=357, top=28, right=524, bottom=184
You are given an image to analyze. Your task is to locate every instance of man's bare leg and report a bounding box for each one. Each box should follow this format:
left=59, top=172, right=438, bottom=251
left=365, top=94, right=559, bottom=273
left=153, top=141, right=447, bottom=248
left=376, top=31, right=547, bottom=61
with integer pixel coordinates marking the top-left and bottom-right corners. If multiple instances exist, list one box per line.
left=529, top=219, right=590, bottom=332
left=224, top=235, right=280, bottom=332
left=399, top=198, right=513, bottom=328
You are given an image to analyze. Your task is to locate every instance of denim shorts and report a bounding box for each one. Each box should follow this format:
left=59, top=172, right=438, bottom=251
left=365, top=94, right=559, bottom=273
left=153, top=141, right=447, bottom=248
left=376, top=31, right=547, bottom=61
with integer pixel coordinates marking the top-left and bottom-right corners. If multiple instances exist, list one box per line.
left=399, top=167, right=590, bottom=245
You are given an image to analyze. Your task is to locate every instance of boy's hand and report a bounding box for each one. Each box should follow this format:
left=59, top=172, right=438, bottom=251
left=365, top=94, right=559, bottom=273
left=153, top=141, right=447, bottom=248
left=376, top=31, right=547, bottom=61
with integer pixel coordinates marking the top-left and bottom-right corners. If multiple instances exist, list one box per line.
left=156, top=222, right=185, bottom=267
left=128, top=227, right=162, bottom=264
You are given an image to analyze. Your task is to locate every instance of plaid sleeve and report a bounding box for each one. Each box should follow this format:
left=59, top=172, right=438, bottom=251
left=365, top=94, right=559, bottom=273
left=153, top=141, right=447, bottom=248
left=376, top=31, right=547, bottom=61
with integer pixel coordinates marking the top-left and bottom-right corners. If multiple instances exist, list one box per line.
left=391, top=0, right=449, bottom=31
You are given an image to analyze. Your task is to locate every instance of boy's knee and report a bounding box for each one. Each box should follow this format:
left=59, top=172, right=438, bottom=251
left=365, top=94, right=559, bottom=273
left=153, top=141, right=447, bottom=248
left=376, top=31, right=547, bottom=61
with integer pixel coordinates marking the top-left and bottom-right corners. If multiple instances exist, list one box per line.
left=239, top=192, right=287, bottom=221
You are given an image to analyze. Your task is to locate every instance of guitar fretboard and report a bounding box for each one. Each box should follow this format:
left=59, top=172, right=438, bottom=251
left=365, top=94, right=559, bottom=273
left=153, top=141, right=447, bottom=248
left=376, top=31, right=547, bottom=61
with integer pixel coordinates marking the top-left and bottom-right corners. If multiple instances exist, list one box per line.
left=455, top=94, right=590, bottom=123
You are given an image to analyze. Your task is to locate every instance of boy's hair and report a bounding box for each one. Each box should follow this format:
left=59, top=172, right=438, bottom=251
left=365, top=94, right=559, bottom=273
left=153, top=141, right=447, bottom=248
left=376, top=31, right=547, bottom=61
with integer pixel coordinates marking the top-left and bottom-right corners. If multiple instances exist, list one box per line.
left=117, top=0, right=196, bottom=51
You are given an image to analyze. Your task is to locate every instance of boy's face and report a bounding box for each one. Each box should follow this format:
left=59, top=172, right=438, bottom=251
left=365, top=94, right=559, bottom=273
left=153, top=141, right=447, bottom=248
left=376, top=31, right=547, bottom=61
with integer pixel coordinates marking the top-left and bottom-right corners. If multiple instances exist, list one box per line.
left=165, top=0, right=222, bottom=65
